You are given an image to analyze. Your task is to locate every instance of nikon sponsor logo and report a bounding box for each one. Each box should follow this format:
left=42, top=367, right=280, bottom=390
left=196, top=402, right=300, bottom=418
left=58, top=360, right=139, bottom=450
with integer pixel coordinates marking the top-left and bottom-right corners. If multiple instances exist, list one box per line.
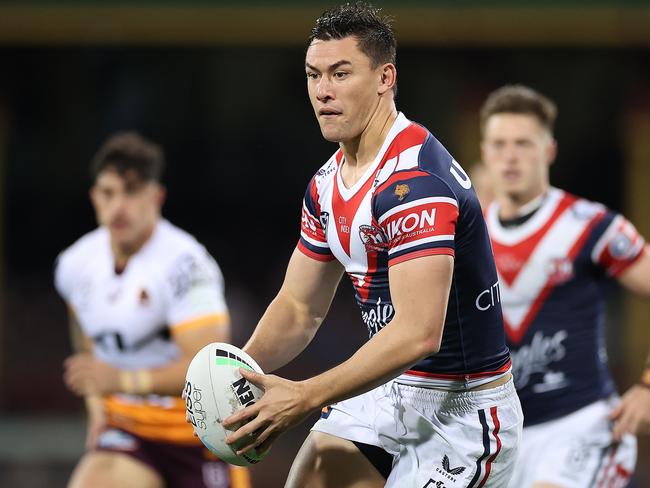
left=385, top=209, right=436, bottom=240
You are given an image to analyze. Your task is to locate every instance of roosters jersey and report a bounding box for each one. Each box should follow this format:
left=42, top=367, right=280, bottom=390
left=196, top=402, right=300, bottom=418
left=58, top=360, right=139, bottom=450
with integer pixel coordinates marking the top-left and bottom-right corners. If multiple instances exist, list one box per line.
left=486, top=188, right=646, bottom=426
left=298, top=113, right=510, bottom=389
left=55, top=219, right=229, bottom=444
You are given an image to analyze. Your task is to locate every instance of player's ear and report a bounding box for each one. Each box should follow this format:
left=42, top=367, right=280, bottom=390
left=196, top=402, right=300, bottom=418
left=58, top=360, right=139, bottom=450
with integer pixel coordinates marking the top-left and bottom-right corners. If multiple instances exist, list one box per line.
left=546, top=138, right=558, bottom=166
left=378, top=63, right=396, bottom=95
left=89, top=186, right=99, bottom=208
left=156, top=185, right=167, bottom=208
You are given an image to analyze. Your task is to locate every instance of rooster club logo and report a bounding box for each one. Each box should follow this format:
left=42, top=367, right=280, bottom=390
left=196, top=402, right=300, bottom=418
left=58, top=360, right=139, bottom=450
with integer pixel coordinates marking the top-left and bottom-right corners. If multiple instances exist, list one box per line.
left=358, top=225, right=387, bottom=252
left=394, top=183, right=410, bottom=201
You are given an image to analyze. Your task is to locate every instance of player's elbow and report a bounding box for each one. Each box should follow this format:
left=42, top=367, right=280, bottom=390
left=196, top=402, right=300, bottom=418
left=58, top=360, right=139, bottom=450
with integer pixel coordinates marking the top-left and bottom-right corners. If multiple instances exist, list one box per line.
left=419, top=334, right=442, bottom=356
left=412, top=320, right=444, bottom=358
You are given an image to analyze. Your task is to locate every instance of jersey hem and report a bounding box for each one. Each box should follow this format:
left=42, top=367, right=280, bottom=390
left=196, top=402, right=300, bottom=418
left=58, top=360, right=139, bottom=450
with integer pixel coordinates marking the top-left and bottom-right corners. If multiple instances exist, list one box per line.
left=297, top=242, right=336, bottom=262
left=171, top=312, right=229, bottom=335
left=389, top=247, right=454, bottom=267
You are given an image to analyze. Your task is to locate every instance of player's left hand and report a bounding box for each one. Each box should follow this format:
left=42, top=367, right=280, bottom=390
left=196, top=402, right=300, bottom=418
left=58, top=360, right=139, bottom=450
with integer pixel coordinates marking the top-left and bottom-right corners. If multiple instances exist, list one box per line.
left=222, top=369, right=313, bottom=456
left=609, top=384, right=650, bottom=442
left=63, top=353, right=120, bottom=396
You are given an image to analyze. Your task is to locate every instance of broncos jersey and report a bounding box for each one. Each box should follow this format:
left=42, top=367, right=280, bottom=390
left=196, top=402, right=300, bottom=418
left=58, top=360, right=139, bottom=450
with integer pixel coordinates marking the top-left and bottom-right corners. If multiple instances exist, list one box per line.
left=298, top=113, right=511, bottom=389
left=55, top=219, right=229, bottom=444
left=486, top=188, right=646, bottom=426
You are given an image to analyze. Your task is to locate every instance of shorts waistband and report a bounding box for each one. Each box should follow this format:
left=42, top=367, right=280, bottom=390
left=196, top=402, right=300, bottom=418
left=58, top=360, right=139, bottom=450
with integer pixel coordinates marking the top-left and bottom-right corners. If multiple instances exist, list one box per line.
left=386, top=378, right=518, bottom=414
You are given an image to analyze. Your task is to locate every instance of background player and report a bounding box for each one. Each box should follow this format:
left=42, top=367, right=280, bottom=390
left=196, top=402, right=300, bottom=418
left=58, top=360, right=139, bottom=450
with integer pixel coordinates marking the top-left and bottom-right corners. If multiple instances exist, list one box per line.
left=480, top=84, right=650, bottom=487
left=55, top=132, right=250, bottom=488
left=221, top=4, right=523, bottom=487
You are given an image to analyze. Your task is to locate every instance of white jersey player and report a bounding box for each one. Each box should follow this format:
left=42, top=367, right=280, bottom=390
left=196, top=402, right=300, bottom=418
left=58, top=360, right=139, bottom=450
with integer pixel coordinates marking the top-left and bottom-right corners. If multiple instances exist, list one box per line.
left=480, top=85, right=650, bottom=488
left=55, top=132, right=250, bottom=488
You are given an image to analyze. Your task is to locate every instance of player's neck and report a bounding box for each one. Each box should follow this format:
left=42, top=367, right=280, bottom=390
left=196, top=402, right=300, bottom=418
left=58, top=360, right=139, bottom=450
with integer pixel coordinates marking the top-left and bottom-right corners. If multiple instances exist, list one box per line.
left=110, top=220, right=158, bottom=273
left=497, top=187, right=548, bottom=220
left=339, top=104, right=397, bottom=186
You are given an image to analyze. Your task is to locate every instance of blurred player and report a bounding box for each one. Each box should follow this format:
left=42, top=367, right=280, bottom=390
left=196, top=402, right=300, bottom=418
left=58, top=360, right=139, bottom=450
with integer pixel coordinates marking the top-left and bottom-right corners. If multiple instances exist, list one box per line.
left=480, top=84, right=650, bottom=488
left=221, top=4, right=523, bottom=487
left=55, top=132, right=250, bottom=488
left=470, top=162, right=495, bottom=209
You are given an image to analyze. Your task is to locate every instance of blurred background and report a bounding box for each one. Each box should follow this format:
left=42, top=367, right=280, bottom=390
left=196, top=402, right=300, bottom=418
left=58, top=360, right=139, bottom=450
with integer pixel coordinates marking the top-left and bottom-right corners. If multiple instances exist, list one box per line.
left=0, top=0, right=649, bottom=486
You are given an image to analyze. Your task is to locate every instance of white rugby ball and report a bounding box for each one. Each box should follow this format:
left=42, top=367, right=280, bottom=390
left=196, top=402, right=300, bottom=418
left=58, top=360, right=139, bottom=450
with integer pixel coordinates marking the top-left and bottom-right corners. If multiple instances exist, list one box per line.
left=184, top=342, right=267, bottom=466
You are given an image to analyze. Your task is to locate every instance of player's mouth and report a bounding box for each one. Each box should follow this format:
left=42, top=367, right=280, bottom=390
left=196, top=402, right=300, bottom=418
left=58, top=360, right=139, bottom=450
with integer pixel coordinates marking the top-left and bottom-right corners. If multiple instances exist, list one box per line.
left=319, top=108, right=342, bottom=119
left=502, top=169, right=521, bottom=182
left=110, top=219, right=130, bottom=231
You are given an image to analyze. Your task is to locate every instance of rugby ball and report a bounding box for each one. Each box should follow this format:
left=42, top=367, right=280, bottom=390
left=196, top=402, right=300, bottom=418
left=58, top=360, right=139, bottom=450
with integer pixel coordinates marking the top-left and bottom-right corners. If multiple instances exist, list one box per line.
left=184, top=342, right=267, bottom=466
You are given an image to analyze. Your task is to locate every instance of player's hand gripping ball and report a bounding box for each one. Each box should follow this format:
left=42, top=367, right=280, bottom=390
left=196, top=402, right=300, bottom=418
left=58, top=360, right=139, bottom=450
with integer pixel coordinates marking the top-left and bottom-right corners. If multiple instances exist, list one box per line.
left=184, top=342, right=267, bottom=466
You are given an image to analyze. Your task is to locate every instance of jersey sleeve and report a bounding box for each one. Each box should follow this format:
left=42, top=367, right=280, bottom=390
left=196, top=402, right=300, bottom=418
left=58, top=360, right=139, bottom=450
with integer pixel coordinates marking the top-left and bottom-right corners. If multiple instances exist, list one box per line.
left=590, top=211, right=646, bottom=277
left=373, top=170, right=459, bottom=267
left=53, top=250, right=75, bottom=304
left=297, top=177, right=335, bottom=262
left=165, top=249, right=229, bottom=332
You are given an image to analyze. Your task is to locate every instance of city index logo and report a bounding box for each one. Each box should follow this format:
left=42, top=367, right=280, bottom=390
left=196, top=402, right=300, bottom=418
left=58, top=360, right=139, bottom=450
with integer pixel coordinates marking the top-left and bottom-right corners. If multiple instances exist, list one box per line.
left=384, top=208, right=436, bottom=241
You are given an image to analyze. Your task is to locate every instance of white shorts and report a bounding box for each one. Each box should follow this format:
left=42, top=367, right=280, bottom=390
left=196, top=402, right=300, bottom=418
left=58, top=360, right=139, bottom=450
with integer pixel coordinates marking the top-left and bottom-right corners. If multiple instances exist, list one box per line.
left=312, top=378, right=523, bottom=488
left=507, top=397, right=637, bottom=488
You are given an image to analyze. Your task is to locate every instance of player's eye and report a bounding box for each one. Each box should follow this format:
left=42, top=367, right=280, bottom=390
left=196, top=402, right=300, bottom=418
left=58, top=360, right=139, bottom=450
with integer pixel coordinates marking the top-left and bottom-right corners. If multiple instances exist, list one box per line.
left=492, top=141, right=505, bottom=150
left=306, top=72, right=319, bottom=80
left=99, top=188, right=114, bottom=199
left=333, top=71, right=348, bottom=79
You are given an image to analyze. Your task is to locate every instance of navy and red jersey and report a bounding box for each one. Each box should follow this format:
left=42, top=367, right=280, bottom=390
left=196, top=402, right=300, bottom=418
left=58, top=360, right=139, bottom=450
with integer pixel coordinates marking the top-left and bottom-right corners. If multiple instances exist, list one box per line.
left=486, top=188, right=646, bottom=425
left=298, top=113, right=510, bottom=389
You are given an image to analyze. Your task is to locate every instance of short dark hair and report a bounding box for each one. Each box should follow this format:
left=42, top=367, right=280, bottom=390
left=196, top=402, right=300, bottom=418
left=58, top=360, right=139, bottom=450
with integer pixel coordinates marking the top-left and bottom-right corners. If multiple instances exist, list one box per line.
left=308, top=2, right=396, bottom=68
left=480, top=85, right=558, bottom=135
left=90, top=131, right=164, bottom=183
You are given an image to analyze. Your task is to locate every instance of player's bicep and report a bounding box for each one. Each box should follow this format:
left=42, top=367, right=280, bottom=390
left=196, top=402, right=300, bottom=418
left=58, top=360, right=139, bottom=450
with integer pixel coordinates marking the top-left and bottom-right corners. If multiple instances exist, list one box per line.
left=617, top=245, right=650, bottom=298
left=388, top=254, right=454, bottom=352
left=281, top=247, right=344, bottom=322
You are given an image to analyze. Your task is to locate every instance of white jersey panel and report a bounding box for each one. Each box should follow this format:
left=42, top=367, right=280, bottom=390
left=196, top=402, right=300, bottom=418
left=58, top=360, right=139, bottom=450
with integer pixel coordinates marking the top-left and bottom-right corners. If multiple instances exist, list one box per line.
left=55, top=219, right=228, bottom=370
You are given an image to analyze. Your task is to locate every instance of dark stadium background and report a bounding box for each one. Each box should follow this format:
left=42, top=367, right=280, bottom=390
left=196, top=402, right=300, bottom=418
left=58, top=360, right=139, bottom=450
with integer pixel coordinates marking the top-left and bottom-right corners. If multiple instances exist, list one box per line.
left=0, top=1, right=649, bottom=486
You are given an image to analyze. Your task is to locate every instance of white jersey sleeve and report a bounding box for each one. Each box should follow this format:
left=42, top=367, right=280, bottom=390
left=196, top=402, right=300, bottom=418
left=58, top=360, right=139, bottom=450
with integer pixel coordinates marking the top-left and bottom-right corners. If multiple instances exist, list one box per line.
left=164, top=247, right=229, bottom=331
left=53, top=233, right=95, bottom=306
left=54, top=252, right=73, bottom=303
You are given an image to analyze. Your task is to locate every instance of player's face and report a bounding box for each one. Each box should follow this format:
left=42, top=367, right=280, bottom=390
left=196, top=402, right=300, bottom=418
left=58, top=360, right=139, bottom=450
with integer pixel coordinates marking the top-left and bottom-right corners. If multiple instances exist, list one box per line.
left=90, top=168, right=164, bottom=250
left=305, top=36, right=385, bottom=143
left=481, top=113, right=557, bottom=202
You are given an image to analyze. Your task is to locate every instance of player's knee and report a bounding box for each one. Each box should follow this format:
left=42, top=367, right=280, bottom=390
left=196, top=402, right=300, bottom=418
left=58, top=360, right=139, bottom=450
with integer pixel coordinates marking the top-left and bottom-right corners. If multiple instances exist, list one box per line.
left=68, top=452, right=162, bottom=488
left=68, top=453, right=115, bottom=488
left=288, top=432, right=384, bottom=488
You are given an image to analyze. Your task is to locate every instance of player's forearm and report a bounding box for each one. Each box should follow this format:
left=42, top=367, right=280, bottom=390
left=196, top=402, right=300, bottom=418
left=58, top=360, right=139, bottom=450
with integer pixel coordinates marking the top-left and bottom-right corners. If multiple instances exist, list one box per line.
left=117, top=357, right=193, bottom=397
left=244, top=291, right=323, bottom=373
left=301, top=314, right=441, bottom=411
left=84, top=395, right=104, bottom=417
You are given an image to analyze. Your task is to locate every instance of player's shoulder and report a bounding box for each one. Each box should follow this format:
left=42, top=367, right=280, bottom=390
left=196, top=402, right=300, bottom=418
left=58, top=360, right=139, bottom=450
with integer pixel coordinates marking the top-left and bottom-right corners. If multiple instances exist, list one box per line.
left=147, top=219, right=212, bottom=263
left=312, top=151, right=341, bottom=186
left=375, top=117, right=464, bottom=201
left=559, top=188, right=609, bottom=221
left=55, top=226, right=108, bottom=274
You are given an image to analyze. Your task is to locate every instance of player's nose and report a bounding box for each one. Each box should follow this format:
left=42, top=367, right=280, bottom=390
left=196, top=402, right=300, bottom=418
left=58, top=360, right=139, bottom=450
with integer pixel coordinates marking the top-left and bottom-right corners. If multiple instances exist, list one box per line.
left=503, top=144, right=519, bottom=164
left=316, top=77, right=334, bottom=101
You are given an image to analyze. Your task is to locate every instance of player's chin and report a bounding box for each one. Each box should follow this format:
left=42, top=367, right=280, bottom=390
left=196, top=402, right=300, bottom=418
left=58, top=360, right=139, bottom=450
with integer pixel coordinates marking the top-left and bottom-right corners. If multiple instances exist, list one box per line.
left=318, top=124, right=346, bottom=143
left=319, top=130, right=343, bottom=143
